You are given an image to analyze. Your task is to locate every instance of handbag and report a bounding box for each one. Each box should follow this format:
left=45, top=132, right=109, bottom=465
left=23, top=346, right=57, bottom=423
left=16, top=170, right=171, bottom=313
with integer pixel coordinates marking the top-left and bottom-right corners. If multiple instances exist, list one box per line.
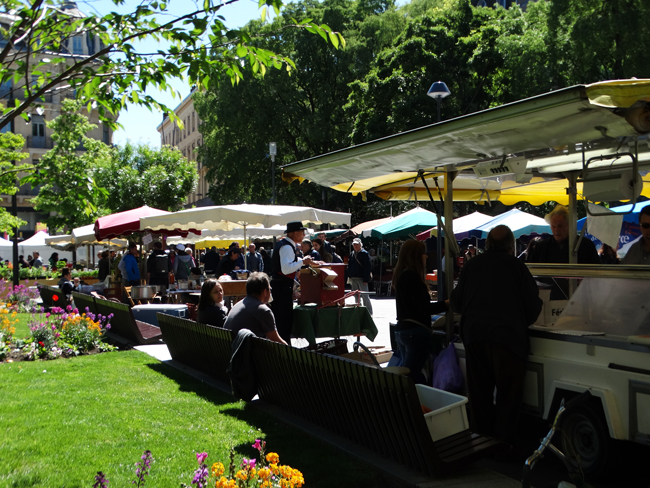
left=431, top=341, right=463, bottom=394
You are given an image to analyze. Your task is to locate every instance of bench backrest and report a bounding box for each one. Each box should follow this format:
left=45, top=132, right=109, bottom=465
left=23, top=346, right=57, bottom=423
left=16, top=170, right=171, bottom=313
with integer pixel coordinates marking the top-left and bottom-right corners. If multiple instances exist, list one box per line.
left=251, top=338, right=443, bottom=476
left=156, top=313, right=232, bottom=384
left=71, top=291, right=98, bottom=316
left=94, top=298, right=142, bottom=343
left=37, top=284, right=65, bottom=309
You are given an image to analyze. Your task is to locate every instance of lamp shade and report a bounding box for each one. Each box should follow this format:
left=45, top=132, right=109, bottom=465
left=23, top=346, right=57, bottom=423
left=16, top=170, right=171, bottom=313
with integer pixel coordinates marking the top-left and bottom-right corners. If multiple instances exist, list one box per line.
left=427, top=81, right=451, bottom=99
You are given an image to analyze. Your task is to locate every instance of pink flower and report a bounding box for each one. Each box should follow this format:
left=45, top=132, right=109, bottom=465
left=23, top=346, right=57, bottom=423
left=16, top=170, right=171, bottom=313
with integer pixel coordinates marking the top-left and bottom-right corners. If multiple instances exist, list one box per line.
left=196, top=452, right=208, bottom=465
left=252, top=439, right=262, bottom=451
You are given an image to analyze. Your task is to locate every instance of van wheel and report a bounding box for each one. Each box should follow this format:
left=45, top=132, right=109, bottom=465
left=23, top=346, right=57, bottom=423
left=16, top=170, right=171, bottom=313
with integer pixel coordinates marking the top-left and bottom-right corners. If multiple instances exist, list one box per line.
left=560, top=403, right=610, bottom=477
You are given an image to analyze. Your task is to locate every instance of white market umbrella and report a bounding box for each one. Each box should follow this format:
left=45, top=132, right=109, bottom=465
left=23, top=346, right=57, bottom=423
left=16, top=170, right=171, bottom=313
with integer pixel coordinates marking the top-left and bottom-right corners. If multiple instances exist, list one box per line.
left=140, top=204, right=351, bottom=268
left=167, top=225, right=294, bottom=246
left=72, top=224, right=128, bottom=247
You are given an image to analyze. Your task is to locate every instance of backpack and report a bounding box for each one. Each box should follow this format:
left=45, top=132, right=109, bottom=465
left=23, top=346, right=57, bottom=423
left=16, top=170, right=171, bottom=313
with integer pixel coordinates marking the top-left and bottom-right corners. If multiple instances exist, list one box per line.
left=154, top=254, right=169, bottom=274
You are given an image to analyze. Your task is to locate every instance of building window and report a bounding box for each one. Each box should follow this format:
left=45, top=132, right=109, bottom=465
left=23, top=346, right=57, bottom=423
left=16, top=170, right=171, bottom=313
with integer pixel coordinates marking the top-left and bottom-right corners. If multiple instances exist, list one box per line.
left=72, top=36, right=83, bottom=55
left=103, top=124, right=109, bottom=144
left=192, top=113, right=195, bottom=132
left=86, top=33, right=95, bottom=54
left=32, top=118, right=45, bottom=137
left=0, top=79, right=11, bottom=100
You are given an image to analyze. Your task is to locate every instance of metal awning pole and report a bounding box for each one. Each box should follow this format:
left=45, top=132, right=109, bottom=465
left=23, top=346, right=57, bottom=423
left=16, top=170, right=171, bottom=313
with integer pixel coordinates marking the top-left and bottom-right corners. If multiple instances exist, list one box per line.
left=567, top=172, right=578, bottom=297
left=445, top=171, right=457, bottom=342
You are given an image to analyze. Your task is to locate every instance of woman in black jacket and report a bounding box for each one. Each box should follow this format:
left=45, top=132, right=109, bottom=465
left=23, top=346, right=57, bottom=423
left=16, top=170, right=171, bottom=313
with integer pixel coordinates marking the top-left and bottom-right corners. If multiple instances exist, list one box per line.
left=392, top=239, right=447, bottom=384
left=197, top=279, right=228, bottom=327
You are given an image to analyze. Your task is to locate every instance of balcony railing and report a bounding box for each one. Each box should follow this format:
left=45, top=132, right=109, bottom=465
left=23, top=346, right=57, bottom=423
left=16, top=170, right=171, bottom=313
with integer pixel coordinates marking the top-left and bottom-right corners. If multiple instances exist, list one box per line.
left=26, top=135, right=53, bottom=149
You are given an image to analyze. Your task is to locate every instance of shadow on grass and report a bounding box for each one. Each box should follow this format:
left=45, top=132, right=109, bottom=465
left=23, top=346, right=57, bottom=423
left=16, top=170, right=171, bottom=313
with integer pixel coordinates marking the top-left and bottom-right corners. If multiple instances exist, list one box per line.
left=144, top=361, right=234, bottom=408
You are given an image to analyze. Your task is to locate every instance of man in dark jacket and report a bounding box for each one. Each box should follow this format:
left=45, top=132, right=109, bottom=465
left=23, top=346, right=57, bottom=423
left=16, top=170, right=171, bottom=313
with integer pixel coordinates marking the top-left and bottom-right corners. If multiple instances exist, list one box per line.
left=147, top=241, right=169, bottom=287
left=203, top=246, right=220, bottom=275
left=450, top=225, right=542, bottom=446
left=347, top=238, right=373, bottom=314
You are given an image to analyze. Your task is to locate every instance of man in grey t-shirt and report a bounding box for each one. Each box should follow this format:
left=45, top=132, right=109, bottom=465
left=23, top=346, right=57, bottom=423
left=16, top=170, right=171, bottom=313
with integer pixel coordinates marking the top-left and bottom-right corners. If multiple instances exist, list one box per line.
left=623, top=206, right=650, bottom=265
left=224, top=272, right=287, bottom=345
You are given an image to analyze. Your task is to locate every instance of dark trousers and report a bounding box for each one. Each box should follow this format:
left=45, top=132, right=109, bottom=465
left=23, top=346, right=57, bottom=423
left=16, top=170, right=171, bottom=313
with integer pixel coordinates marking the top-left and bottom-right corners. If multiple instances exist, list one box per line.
left=465, top=341, right=526, bottom=444
left=270, top=279, right=294, bottom=344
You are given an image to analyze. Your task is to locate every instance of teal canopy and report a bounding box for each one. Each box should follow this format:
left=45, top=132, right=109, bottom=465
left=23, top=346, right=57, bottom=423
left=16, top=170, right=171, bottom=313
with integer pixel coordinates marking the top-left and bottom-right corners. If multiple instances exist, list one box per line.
left=363, top=207, right=438, bottom=240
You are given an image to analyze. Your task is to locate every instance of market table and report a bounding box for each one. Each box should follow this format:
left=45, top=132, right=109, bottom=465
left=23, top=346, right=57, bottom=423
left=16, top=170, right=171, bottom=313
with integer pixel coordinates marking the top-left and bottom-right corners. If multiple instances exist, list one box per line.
left=292, top=304, right=378, bottom=346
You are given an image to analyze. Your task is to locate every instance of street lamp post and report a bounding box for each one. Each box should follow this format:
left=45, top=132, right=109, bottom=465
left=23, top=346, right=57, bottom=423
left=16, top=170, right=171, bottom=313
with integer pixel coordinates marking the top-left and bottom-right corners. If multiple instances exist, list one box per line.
left=269, top=142, right=277, bottom=204
left=427, top=81, right=451, bottom=302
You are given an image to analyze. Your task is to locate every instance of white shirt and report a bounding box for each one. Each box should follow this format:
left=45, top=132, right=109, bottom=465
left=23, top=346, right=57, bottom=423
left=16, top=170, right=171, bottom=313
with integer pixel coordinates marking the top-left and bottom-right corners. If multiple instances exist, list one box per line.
left=279, top=237, right=304, bottom=275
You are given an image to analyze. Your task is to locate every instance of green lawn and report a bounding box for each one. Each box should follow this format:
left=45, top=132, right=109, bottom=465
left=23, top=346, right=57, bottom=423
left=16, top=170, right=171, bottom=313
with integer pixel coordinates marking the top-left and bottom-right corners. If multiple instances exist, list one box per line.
left=0, top=350, right=387, bottom=487
left=12, top=313, right=32, bottom=339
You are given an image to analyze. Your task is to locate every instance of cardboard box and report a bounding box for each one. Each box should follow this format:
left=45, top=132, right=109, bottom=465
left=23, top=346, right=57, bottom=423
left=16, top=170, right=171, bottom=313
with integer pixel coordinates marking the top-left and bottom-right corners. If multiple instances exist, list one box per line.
left=341, top=348, right=393, bottom=366
left=415, top=384, right=470, bottom=442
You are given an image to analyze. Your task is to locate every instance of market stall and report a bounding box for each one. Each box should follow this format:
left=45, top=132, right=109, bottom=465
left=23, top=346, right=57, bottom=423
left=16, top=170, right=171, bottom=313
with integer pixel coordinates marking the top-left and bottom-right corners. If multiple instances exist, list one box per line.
left=281, top=78, right=650, bottom=475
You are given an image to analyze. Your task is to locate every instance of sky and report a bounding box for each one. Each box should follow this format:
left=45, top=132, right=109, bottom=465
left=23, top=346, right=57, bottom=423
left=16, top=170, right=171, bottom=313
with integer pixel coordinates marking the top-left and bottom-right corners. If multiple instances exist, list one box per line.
left=82, top=0, right=275, bottom=147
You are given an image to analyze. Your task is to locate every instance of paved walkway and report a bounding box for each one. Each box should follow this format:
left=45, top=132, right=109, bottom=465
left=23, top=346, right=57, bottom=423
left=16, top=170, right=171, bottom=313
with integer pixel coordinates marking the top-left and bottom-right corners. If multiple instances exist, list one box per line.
left=134, top=296, right=524, bottom=488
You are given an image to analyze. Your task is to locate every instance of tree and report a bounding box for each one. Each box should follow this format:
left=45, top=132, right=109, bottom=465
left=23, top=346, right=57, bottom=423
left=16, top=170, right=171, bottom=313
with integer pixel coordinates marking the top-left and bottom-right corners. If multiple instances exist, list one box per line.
left=22, top=99, right=111, bottom=231
left=0, top=0, right=344, bottom=133
left=195, top=0, right=398, bottom=217
left=95, top=143, right=198, bottom=213
left=0, top=132, right=29, bottom=234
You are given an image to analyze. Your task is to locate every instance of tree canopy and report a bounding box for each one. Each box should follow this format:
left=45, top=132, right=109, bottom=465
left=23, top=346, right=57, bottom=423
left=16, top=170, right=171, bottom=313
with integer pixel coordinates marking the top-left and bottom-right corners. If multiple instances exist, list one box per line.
left=0, top=0, right=344, bottom=132
left=195, top=0, right=650, bottom=223
left=95, top=143, right=198, bottom=213
left=23, top=99, right=111, bottom=231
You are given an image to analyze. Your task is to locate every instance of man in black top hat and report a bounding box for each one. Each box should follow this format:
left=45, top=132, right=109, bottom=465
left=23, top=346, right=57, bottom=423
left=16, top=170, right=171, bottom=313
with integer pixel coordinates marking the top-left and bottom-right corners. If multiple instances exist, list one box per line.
left=270, top=221, right=313, bottom=343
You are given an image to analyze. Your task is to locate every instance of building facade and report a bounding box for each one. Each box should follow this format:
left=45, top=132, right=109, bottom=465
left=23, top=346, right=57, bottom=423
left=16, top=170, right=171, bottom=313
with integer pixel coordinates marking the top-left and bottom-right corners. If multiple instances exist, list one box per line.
left=0, top=1, right=114, bottom=238
left=157, top=88, right=208, bottom=206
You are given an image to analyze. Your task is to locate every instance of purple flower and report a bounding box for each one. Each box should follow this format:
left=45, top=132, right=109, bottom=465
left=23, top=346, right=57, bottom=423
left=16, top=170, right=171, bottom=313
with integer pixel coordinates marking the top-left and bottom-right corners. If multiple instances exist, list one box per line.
left=132, top=450, right=153, bottom=487
left=93, top=471, right=109, bottom=488
left=191, top=465, right=209, bottom=487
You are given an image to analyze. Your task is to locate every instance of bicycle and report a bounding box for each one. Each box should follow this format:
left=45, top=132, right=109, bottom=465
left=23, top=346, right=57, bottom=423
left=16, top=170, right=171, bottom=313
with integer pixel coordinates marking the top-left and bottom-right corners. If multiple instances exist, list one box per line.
left=522, top=390, right=595, bottom=488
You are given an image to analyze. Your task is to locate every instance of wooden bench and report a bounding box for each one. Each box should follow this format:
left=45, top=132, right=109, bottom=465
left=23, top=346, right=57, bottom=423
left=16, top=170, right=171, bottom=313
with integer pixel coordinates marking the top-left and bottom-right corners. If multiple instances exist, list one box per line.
left=156, top=314, right=232, bottom=384
left=71, top=291, right=98, bottom=316
left=157, top=315, right=500, bottom=477
left=36, top=284, right=66, bottom=310
left=94, top=297, right=162, bottom=345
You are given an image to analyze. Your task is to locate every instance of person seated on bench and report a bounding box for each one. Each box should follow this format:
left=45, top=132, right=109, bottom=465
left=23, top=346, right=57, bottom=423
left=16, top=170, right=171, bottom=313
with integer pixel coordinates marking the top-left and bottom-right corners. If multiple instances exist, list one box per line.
left=197, top=279, right=228, bottom=327
left=58, top=268, right=76, bottom=303
left=224, top=272, right=287, bottom=345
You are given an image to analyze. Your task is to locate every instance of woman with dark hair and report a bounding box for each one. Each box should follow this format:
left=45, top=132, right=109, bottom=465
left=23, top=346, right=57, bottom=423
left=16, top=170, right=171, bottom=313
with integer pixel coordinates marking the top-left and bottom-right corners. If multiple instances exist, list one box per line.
left=392, top=239, right=447, bottom=384
left=312, top=238, right=331, bottom=262
left=49, top=252, right=59, bottom=269
left=302, top=239, right=321, bottom=261
left=197, top=279, right=228, bottom=327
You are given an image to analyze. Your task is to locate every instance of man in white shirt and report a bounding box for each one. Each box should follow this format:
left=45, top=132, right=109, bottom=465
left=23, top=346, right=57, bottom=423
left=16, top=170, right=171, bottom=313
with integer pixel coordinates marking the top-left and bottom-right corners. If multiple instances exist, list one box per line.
left=269, top=221, right=313, bottom=344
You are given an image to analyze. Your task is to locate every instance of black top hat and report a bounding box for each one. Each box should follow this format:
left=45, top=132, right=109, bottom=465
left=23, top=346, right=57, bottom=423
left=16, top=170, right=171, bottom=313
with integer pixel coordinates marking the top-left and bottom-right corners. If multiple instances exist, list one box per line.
left=285, top=221, right=307, bottom=233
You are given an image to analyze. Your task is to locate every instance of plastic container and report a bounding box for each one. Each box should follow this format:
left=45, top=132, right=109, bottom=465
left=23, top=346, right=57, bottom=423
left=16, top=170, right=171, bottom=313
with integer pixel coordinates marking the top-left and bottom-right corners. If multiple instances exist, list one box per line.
left=132, top=304, right=187, bottom=327
left=415, top=384, right=469, bottom=442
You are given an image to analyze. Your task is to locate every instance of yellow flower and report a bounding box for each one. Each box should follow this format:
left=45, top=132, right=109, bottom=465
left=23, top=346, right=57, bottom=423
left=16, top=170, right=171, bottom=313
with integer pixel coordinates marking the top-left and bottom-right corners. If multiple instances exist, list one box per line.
left=266, top=452, right=280, bottom=464
left=257, top=467, right=271, bottom=480
left=235, top=470, right=248, bottom=481
left=216, top=476, right=234, bottom=488
left=211, top=462, right=225, bottom=477
left=270, top=463, right=279, bottom=475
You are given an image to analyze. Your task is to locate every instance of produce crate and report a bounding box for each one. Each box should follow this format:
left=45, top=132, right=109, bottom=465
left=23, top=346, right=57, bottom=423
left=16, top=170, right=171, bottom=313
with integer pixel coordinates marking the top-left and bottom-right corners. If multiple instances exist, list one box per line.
left=415, top=384, right=469, bottom=442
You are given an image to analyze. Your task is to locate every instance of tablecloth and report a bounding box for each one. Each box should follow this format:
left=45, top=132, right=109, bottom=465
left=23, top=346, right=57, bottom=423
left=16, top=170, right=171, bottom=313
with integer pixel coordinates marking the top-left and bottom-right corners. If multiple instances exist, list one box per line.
left=292, top=305, right=378, bottom=346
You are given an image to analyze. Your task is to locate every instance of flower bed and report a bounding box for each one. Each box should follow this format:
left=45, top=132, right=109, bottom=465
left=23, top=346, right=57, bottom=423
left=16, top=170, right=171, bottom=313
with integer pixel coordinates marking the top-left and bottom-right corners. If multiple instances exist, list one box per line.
left=1, top=305, right=116, bottom=362
left=93, top=440, right=304, bottom=488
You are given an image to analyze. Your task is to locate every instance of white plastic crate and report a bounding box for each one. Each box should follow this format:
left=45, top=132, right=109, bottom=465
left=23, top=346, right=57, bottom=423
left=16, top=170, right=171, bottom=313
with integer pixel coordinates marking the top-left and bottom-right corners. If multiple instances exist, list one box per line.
left=415, top=384, right=470, bottom=442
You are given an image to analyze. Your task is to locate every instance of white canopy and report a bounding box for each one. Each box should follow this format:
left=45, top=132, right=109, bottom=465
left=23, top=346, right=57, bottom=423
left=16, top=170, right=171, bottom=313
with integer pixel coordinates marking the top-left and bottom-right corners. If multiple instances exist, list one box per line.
left=166, top=225, right=297, bottom=246
left=139, top=204, right=351, bottom=233
left=473, top=209, right=551, bottom=239
left=17, top=231, right=87, bottom=262
left=45, top=225, right=128, bottom=251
